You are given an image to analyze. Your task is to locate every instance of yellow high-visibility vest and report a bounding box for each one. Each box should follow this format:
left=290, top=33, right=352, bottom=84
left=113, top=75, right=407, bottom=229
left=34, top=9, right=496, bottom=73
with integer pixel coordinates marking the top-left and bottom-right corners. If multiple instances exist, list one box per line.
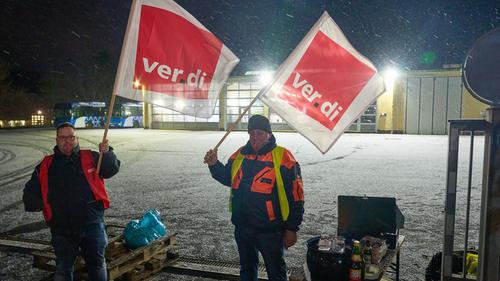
left=230, top=146, right=290, bottom=221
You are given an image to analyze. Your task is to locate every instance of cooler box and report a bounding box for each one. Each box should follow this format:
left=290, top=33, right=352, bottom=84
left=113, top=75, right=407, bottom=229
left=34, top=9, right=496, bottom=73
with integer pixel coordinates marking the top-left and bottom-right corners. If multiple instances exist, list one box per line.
left=337, top=195, right=404, bottom=248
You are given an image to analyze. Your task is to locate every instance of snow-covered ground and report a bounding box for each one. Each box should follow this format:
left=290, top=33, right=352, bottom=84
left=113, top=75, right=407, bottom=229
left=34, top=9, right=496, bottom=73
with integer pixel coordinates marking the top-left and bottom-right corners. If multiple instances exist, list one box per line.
left=0, top=128, right=485, bottom=281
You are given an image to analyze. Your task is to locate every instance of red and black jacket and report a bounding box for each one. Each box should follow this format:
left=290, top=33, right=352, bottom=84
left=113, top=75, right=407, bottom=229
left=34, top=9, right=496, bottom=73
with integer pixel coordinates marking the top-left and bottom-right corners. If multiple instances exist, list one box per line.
left=23, top=145, right=120, bottom=234
left=209, top=135, right=304, bottom=231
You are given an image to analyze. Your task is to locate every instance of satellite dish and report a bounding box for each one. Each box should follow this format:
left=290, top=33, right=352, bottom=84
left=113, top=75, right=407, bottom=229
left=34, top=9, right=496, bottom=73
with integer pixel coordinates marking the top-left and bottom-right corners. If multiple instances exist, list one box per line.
left=462, top=28, right=500, bottom=106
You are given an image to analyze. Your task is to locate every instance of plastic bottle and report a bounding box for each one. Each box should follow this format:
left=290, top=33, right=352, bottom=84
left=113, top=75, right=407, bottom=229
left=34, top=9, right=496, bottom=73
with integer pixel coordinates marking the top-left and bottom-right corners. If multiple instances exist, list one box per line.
left=363, top=240, right=372, bottom=264
left=363, top=240, right=373, bottom=277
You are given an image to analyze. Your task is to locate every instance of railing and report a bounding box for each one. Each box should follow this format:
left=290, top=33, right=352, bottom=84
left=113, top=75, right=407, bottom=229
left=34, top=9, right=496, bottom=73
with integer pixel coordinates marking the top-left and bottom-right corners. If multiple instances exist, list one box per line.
left=442, top=120, right=489, bottom=281
left=443, top=107, right=500, bottom=281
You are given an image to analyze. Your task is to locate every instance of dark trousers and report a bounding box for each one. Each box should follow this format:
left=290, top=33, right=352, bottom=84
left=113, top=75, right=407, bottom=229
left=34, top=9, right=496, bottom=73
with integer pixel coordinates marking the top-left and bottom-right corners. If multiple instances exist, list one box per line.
left=235, top=226, right=287, bottom=281
left=51, top=223, right=108, bottom=281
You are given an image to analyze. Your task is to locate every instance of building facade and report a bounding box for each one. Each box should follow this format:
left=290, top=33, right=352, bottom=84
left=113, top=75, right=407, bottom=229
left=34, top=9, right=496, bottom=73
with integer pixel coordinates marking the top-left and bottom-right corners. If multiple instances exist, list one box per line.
left=144, top=68, right=488, bottom=134
left=378, top=68, right=487, bottom=134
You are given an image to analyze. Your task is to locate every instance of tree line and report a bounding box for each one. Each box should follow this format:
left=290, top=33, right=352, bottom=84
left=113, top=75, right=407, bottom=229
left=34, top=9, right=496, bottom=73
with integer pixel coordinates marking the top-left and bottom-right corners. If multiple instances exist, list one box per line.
left=0, top=50, right=116, bottom=121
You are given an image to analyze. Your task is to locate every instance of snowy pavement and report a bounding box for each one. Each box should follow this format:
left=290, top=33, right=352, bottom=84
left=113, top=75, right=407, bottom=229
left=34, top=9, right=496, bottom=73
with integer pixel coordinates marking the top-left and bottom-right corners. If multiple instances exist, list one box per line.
left=0, top=128, right=485, bottom=281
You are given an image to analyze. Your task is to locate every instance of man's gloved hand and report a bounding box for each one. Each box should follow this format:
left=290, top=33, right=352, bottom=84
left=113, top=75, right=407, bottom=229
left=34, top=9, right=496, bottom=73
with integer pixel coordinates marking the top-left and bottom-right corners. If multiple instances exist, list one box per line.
left=99, top=139, right=109, bottom=153
left=283, top=230, right=297, bottom=250
left=203, top=148, right=218, bottom=166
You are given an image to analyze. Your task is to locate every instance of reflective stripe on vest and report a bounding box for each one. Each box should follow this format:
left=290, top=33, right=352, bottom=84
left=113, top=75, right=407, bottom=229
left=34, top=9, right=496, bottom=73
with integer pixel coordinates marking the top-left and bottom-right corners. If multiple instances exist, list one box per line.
left=230, top=146, right=290, bottom=221
left=39, top=155, right=53, bottom=223
left=79, top=150, right=110, bottom=209
left=38, top=150, right=109, bottom=222
left=229, top=152, right=244, bottom=212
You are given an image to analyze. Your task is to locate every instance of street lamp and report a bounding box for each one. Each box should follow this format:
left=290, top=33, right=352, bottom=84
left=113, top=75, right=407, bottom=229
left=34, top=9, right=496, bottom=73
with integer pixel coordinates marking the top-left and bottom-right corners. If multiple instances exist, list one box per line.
left=382, top=67, right=400, bottom=93
left=382, top=68, right=399, bottom=85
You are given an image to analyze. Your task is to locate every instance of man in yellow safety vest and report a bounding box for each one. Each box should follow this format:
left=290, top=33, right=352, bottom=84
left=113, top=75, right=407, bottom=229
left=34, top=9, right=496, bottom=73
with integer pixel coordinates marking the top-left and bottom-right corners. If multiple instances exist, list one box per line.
left=204, top=114, right=304, bottom=281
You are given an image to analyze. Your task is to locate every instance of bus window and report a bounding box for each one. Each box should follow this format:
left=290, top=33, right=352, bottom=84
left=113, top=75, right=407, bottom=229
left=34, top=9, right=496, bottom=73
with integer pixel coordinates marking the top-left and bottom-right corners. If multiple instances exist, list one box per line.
left=122, top=105, right=131, bottom=118
left=129, top=106, right=141, bottom=116
left=54, top=102, right=106, bottom=128
left=113, top=107, right=122, bottom=118
left=117, top=103, right=143, bottom=127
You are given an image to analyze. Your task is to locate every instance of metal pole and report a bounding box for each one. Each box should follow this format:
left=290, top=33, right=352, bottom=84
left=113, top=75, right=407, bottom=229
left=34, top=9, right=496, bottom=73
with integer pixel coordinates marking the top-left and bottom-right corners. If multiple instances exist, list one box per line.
left=478, top=107, right=500, bottom=281
left=442, top=124, right=460, bottom=279
left=462, top=131, right=474, bottom=279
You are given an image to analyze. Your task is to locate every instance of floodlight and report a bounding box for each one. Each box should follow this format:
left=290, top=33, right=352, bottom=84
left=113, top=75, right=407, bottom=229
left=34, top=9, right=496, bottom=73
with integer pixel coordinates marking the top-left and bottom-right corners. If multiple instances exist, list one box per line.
left=258, top=70, right=274, bottom=85
left=383, top=68, right=399, bottom=83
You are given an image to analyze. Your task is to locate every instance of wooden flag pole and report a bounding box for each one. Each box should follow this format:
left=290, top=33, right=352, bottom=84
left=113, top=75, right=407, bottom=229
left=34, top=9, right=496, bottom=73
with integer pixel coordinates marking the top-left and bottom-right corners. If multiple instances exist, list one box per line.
left=96, top=94, right=116, bottom=173
left=212, top=74, right=278, bottom=150
left=213, top=83, right=269, bottom=150
left=95, top=0, right=138, bottom=174
left=213, top=98, right=255, bottom=150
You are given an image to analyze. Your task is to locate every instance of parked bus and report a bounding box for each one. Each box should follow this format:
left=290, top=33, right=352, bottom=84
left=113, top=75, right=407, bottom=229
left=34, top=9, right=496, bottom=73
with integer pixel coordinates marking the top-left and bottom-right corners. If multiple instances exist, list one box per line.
left=54, top=102, right=143, bottom=128
left=110, top=102, right=143, bottom=128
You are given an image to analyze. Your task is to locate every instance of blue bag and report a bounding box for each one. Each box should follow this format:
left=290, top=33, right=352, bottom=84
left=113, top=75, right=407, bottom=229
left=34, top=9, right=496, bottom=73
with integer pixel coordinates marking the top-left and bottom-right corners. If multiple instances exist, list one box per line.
left=123, top=209, right=168, bottom=249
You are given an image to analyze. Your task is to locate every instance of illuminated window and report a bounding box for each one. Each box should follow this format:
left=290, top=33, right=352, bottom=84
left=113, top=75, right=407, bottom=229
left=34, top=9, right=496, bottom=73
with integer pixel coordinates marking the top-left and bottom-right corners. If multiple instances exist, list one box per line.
left=151, top=100, right=220, bottom=123
left=31, top=114, right=45, bottom=126
left=226, top=78, right=264, bottom=126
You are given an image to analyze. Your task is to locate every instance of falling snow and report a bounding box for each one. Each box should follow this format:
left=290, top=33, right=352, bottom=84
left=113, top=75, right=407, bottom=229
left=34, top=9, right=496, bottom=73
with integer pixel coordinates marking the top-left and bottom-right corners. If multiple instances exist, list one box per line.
left=0, top=0, right=498, bottom=81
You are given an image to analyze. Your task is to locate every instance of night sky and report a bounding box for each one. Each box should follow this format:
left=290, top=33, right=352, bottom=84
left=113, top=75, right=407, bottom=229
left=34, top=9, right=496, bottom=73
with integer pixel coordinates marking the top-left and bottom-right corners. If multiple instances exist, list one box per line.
left=1, top=0, right=499, bottom=94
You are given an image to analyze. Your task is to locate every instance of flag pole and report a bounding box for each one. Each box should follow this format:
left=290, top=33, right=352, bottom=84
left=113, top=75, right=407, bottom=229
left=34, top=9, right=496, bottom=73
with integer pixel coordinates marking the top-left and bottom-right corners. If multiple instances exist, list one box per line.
left=213, top=97, right=257, bottom=150
left=96, top=94, right=116, bottom=173
left=96, top=0, right=138, bottom=174
left=213, top=81, right=272, bottom=150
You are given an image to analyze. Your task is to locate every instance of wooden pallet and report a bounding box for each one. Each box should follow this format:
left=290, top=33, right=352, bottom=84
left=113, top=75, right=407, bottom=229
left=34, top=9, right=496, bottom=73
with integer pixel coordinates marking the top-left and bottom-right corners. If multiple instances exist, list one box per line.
left=0, top=224, right=177, bottom=281
left=2, top=224, right=308, bottom=281
left=123, top=252, right=179, bottom=281
left=105, top=231, right=177, bottom=281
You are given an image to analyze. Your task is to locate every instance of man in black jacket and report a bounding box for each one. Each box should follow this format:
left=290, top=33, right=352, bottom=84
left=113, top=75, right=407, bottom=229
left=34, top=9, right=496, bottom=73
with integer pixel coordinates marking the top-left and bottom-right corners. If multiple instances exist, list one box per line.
left=23, top=122, right=120, bottom=281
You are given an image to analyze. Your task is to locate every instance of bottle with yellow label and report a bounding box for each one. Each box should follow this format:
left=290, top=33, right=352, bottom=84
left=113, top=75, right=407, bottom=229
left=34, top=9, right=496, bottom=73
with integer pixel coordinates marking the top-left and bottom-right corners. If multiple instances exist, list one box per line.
left=349, top=240, right=364, bottom=281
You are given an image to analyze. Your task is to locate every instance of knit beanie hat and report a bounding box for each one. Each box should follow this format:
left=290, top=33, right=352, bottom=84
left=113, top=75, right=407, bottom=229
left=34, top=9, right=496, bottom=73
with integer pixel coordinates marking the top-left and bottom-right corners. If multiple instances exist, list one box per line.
left=247, top=115, right=272, bottom=133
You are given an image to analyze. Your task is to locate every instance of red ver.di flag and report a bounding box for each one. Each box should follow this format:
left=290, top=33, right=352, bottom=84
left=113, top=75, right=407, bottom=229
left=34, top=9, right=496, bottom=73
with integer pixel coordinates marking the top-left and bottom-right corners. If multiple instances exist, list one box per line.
left=114, top=0, right=239, bottom=117
left=259, top=12, right=385, bottom=153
